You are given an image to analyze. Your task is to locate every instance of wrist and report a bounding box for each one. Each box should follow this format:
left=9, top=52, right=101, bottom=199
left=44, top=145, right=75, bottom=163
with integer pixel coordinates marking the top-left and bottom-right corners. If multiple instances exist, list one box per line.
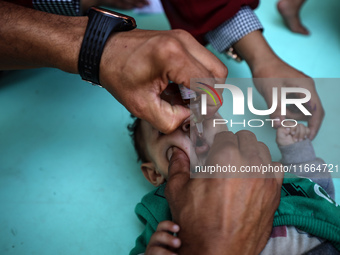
left=99, top=29, right=142, bottom=89
left=50, top=16, right=87, bottom=74
left=77, top=8, right=136, bottom=85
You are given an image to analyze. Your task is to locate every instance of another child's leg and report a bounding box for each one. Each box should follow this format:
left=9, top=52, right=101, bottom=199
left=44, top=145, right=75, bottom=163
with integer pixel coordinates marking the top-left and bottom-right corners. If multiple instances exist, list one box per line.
left=277, top=0, right=309, bottom=35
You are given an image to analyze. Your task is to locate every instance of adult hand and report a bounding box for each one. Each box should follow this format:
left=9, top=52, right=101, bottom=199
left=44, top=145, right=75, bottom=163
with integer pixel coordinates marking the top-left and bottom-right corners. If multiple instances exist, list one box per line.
left=100, top=29, right=227, bottom=134
left=0, top=2, right=227, bottom=134
left=165, top=131, right=283, bottom=255
left=233, top=30, right=324, bottom=140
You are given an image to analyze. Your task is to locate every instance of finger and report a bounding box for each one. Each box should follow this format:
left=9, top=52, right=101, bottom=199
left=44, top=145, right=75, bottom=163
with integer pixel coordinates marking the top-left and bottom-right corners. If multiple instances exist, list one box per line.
left=148, top=231, right=181, bottom=250
left=166, top=55, right=224, bottom=119
left=257, top=141, right=272, bottom=165
left=307, top=107, right=324, bottom=140
left=205, top=131, right=239, bottom=168
left=157, top=221, right=180, bottom=233
left=237, top=130, right=272, bottom=168
left=166, top=147, right=190, bottom=187
left=214, top=130, right=237, bottom=144
left=297, top=124, right=306, bottom=141
left=305, top=127, right=311, bottom=139
left=170, top=29, right=228, bottom=79
left=163, top=37, right=219, bottom=86
left=291, top=124, right=300, bottom=142
left=236, top=130, right=258, bottom=151
left=210, top=131, right=238, bottom=153
left=236, top=130, right=273, bottom=165
left=160, top=83, right=183, bottom=106
left=281, top=127, right=291, bottom=136
left=147, top=99, right=190, bottom=134
left=289, top=124, right=298, bottom=140
left=293, top=124, right=304, bottom=142
left=149, top=227, right=181, bottom=250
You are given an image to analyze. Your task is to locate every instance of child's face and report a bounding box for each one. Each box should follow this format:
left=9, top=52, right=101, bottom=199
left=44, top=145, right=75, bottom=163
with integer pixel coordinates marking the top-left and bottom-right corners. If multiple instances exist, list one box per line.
left=140, top=113, right=227, bottom=186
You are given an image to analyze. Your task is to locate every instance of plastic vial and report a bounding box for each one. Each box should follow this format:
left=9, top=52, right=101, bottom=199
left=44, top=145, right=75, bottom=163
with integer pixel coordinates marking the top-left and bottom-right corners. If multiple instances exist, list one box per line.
left=178, top=84, right=203, bottom=137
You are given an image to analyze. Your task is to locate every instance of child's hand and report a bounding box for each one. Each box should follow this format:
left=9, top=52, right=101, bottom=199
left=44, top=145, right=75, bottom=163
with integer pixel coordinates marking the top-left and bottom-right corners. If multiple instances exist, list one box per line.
left=276, top=122, right=310, bottom=146
left=145, top=221, right=181, bottom=255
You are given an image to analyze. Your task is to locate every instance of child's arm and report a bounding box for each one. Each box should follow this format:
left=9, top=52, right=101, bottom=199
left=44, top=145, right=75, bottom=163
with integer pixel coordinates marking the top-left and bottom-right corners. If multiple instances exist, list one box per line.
left=276, top=123, right=335, bottom=199
left=145, top=221, right=181, bottom=255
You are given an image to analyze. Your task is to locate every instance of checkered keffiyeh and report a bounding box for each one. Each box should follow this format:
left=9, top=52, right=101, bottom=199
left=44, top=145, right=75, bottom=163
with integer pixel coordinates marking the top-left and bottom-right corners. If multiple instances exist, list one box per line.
left=33, top=0, right=80, bottom=16
left=205, top=6, right=263, bottom=52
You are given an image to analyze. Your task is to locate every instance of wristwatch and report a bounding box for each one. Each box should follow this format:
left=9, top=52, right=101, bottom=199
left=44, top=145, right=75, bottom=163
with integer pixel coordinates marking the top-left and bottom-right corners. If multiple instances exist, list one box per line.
left=78, top=7, right=136, bottom=86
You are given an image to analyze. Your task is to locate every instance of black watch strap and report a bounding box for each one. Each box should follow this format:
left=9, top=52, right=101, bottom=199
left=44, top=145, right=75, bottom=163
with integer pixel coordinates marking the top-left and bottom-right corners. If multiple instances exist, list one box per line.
left=78, top=7, right=136, bottom=85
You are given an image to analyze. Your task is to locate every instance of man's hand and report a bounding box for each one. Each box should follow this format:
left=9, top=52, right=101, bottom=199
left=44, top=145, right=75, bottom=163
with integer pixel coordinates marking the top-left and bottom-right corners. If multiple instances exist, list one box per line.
left=165, top=131, right=283, bottom=255
left=0, top=2, right=227, bottom=134
left=100, top=29, right=228, bottom=134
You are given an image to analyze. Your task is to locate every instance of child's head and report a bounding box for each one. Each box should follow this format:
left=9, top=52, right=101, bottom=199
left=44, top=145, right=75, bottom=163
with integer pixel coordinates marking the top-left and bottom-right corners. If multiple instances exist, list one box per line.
left=128, top=114, right=227, bottom=186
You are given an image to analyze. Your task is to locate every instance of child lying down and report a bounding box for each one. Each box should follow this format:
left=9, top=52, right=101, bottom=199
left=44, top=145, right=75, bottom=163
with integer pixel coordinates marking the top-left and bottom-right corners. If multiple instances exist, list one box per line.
left=128, top=115, right=339, bottom=255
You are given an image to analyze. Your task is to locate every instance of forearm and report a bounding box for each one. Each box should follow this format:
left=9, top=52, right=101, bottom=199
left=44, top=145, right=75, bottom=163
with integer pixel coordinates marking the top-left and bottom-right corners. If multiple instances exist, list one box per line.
left=233, top=30, right=278, bottom=74
left=0, top=1, right=86, bottom=73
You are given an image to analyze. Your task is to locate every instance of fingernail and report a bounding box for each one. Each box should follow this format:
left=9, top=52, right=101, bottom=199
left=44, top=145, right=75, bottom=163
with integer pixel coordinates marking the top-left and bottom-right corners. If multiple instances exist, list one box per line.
left=173, top=224, right=180, bottom=231
left=304, top=135, right=307, bottom=139
left=173, top=238, right=180, bottom=246
left=167, top=147, right=174, bottom=161
left=294, top=139, right=298, bottom=142
left=299, top=139, right=302, bottom=142
left=291, top=132, right=296, bottom=135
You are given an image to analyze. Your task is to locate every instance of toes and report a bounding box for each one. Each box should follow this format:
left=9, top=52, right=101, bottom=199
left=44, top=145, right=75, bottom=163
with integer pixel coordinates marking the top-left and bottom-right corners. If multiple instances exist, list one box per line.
left=277, top=0, right=309, bottom=35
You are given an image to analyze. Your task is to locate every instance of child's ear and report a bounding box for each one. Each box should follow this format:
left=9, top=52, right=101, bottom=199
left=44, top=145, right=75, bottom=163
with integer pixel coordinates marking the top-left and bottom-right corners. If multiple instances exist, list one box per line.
left=141, top=162, right=165, bottom=187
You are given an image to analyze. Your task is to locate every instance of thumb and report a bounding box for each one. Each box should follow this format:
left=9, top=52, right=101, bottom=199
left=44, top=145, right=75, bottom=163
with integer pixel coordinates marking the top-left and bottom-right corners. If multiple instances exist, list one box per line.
left=167, top=147, right=190, bottom=181
left=151, top=101, right=190, bottom=134
left=165, top=147, right=190, bottom=200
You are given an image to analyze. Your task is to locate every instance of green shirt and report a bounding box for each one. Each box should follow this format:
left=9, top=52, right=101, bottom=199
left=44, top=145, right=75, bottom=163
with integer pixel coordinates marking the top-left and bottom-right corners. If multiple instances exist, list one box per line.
left=130, top=174, right=340, bottom=255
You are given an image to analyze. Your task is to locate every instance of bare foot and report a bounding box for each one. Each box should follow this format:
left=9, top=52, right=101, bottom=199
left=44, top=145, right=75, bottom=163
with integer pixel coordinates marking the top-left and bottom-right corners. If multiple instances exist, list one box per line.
left=277, top=0, right=309, bottom=35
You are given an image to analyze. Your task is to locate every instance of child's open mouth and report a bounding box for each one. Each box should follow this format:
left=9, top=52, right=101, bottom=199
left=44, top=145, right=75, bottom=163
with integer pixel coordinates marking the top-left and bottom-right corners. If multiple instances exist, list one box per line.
left=192, top=132, right=210, bottom=156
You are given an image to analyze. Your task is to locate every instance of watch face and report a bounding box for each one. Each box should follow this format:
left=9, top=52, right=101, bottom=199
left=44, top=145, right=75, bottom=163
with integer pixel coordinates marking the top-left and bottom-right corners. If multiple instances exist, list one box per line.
left=91, top=7, right=136, bottom=29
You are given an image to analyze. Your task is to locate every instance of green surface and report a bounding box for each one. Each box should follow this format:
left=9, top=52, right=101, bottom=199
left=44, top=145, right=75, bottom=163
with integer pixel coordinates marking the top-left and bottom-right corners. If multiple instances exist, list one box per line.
left=0, top=0, right=339, bottom=254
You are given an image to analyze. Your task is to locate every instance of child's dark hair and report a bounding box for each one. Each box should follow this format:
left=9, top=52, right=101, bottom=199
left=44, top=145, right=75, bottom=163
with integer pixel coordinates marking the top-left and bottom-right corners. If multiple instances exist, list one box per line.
left=127, top=114, right=148, bottom=163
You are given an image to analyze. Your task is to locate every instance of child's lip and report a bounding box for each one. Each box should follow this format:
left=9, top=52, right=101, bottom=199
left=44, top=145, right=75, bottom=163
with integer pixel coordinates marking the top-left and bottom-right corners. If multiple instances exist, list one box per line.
left=195, top=137, right=210, bottom=155
left=192, top=133, right=210, bottom=156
